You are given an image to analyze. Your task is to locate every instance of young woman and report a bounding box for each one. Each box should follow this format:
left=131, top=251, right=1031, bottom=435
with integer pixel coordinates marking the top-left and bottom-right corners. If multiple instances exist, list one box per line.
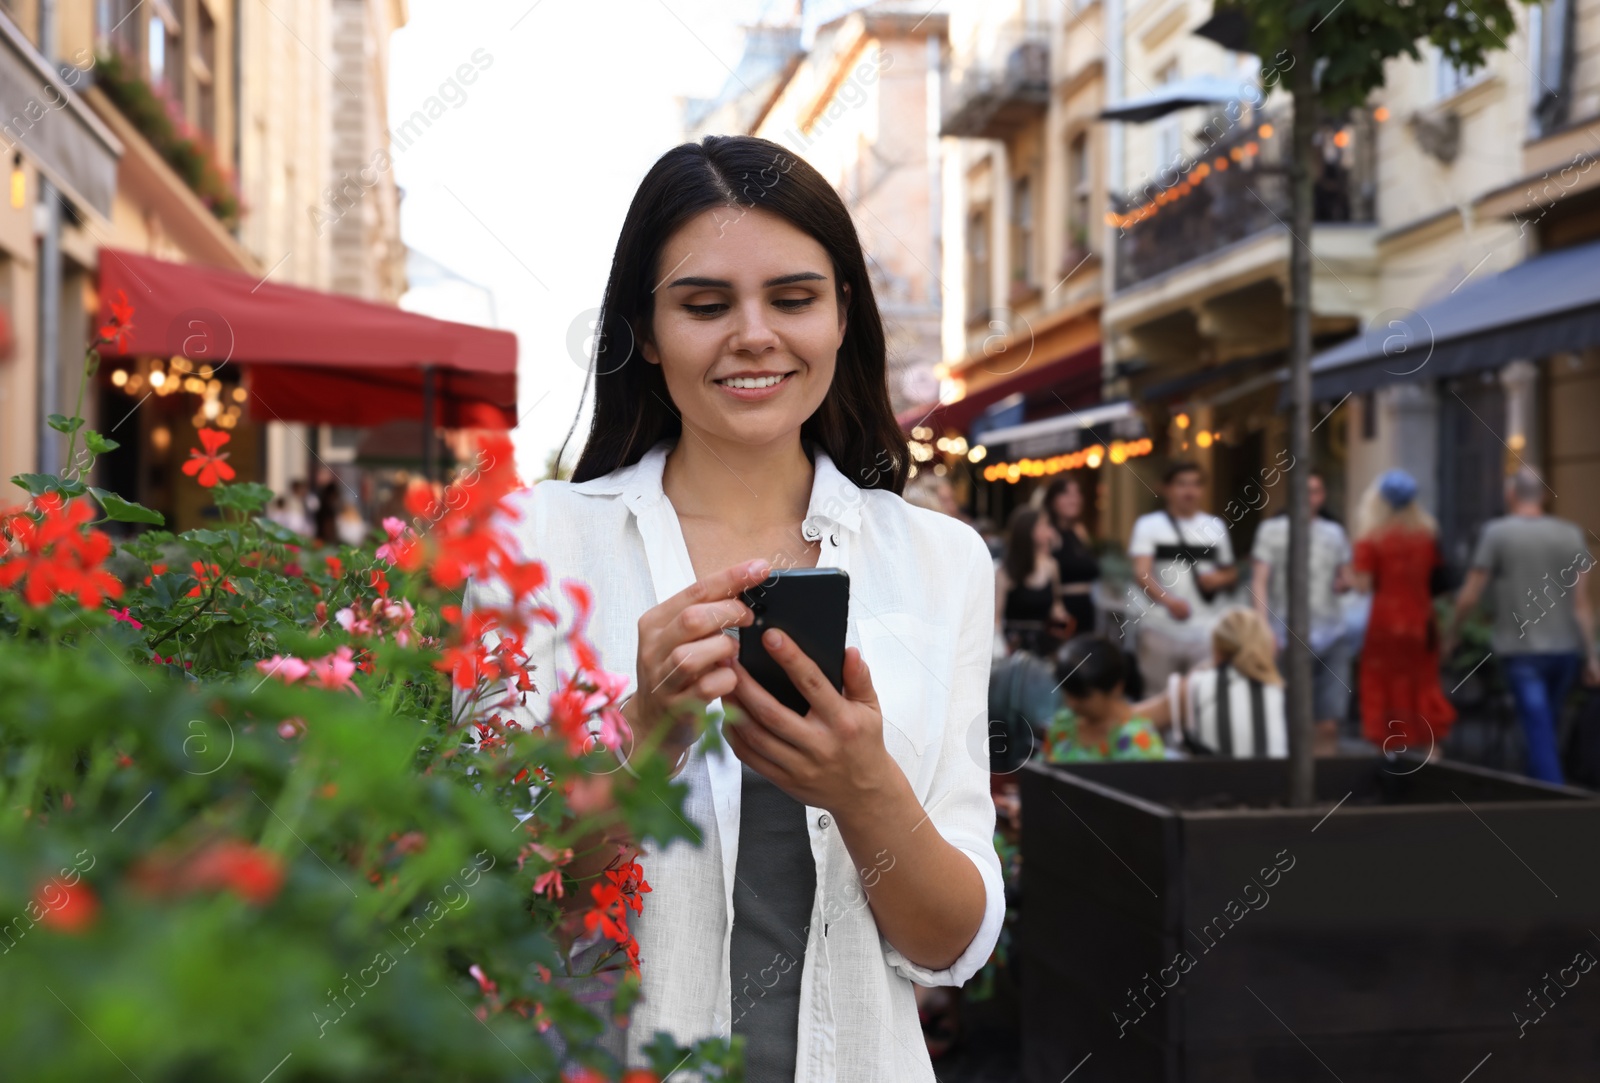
left=1042, top=475, right=1100, bottom=638
left=995, top=505, right=1072, bottom=657
left=465, top=136, right=1002, bottom=1080
left=1349, top=469, right=1457, bottom=756
left=1133, top=607, right=1289, bottom=758
left=1041, top=636, right=1166, bottom=762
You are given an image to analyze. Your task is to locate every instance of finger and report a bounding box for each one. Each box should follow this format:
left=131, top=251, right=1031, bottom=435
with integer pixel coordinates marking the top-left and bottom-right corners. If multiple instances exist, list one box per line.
left=840, top=646, right=879, bottom=710
left=659, top=558, right=771, bottom=625
left=756, top=628, right=845, bottom=717
left=651, top=631, right=739, bottom=701
left=723, top=701, right=803, bottom=777
left=728, top=659, right=814, bottom=751
left=689, top=660, right=739, bottom=705
left=675, top=597, right=754, bottom=645
left=732, top=649, right=812, bottom=735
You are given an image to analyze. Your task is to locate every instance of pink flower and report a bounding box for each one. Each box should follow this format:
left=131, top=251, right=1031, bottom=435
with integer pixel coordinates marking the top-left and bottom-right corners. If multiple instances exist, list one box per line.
left=306, top=646, right=359, bottom=694
left=375, top=517, right=412, bottom=565
left=256, top=655, right=311, bottom=683
left=108, top=607, right=143, bottom=630
left=533, top=869, right=565, bottom=899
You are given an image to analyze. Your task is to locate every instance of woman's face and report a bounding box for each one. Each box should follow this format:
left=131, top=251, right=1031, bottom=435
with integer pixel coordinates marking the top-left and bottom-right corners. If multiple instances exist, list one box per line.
left=1033, top=515, right=1059, bottom=549
left=1052, top=482, right=1083, bottom=521
left=642, top=206, right=848, bottom=450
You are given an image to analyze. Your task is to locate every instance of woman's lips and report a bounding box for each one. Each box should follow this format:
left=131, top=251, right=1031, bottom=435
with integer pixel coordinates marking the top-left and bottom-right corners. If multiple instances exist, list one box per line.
left=714, top=371, right=795, bottom=402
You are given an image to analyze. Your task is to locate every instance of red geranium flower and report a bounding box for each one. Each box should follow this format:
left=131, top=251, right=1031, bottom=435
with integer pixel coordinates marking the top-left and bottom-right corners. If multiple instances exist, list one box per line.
left=0, top=494, right=124, bottom=608
left=186, top=561, right=237, bottom=599
left=181, top=428, right=236, bottom=488
left=98, top=289, right=135, bottom=351
left=37, top=880, right=99, bottom=933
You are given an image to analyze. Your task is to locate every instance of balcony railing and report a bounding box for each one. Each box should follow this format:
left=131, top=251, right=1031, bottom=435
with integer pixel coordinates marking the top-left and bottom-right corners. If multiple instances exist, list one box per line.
left=940, top=21, right=1050, bottom=140
left=1110, top=107, right=1375, bottom=292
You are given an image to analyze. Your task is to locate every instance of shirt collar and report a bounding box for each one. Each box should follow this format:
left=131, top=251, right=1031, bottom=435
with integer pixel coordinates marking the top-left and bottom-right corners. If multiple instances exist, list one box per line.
left=570, top=437, right=864, bottom=535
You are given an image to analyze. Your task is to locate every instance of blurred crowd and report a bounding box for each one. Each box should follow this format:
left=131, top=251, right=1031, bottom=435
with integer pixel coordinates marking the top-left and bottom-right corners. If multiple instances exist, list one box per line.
left=913, top=461, right=1598, bottom=787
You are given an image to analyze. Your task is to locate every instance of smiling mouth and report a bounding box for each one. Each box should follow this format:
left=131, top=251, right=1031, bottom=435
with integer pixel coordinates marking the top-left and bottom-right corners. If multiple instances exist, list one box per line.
left=714, top=372, right=794, bottom=389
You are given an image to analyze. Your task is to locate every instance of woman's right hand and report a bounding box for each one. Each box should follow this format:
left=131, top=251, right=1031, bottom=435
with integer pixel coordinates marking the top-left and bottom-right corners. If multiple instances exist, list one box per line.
left=626, top=558, right=771, bottom=770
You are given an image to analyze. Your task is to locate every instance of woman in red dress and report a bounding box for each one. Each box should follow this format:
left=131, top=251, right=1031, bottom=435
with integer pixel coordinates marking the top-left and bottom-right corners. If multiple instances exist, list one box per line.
left=1351, top=469, right=1457, bottom=755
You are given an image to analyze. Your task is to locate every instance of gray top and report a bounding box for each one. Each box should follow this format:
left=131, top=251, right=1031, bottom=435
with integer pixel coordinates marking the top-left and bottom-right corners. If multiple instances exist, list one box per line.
left=1471, top=514, right=1593, bottom=655
left=1251, top=514, right=1353, bottom=649
left=729, top=761, right=816, bottom=1081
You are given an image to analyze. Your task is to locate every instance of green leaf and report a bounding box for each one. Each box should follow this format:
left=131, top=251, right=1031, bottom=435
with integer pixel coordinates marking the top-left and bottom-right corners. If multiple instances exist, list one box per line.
left=46, top=413, right=85, bottom=434
left=183, top=528, right=228, bottom=547
left=254, top=516, right=301, bottom=544
left=194, top=618, right=252, bottom=671
left=89, top=488, right=165, bottom=525
left=10, top=473, right=64, bottom=496
left=150, top=571, right=198, bottom=608
left=84, top=430, right=120, bottom=454
left=214, top=481, right=274, bottom=514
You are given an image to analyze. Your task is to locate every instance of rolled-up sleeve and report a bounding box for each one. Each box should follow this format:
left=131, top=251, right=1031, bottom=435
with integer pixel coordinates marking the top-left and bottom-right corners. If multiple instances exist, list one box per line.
left=883, top=531, right=1004, bottom=988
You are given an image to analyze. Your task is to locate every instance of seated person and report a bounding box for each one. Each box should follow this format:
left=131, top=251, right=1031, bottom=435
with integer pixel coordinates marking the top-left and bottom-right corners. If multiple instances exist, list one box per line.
left=1042, top=637, right=1166, bottom=762
left=1134, top=607, right=1288, bottom=758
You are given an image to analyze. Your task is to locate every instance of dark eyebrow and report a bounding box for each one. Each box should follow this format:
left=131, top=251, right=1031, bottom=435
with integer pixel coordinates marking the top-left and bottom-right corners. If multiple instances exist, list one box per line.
left=665, top=271, right=828, bottom=290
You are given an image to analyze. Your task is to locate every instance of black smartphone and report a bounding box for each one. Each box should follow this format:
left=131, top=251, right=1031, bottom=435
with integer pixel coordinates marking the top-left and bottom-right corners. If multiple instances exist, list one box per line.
left=737, top=567, right=850, bottom=716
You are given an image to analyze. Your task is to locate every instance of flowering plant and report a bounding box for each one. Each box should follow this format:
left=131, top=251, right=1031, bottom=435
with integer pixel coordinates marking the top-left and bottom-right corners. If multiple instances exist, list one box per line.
left=0, top=303, right=743, bottom=1080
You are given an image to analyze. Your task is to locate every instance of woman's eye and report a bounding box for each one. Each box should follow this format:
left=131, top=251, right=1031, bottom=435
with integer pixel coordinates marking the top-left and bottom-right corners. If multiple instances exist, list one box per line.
left=684, top=303, right=726, bottom=316
left=774, top=297, right=815, bottom=311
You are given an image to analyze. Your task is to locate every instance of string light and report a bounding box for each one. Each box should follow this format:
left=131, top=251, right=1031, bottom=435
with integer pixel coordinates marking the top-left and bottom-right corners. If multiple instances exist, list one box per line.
left=981, top=438, right=1154, bottom=483
left=1373, top=106, right=1390, bottom=122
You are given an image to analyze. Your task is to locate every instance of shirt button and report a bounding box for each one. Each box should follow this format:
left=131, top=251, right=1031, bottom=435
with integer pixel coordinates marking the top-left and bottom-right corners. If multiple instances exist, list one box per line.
left=818, top=813, right=831, bottom=829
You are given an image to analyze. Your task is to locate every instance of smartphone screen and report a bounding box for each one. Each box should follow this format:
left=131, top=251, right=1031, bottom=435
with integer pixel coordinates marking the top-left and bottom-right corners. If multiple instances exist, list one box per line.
left=737, top=567, right=850, bottom=716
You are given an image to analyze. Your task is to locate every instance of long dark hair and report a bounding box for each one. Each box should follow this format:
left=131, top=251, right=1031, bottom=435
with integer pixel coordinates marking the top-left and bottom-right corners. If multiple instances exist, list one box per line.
left=559, top=135, right=908, bottom=493
left=1003, top=506, right=1048, bottom=586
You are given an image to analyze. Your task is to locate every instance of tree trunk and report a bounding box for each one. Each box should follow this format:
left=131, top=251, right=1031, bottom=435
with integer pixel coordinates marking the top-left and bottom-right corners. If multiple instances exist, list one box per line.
left=1286, top=25, right=1317, bottom=808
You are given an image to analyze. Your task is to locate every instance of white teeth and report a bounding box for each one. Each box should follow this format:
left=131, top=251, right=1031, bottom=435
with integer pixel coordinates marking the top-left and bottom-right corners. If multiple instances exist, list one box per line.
left=718, top=373, right=787, bottom=389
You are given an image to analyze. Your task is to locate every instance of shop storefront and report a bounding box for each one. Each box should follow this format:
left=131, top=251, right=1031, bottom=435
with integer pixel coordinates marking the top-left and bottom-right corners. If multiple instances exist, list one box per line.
left=91, top=248, right=517, bottom=533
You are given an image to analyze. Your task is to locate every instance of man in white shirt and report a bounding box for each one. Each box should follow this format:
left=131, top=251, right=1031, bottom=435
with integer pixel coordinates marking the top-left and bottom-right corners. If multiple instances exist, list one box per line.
left=1126, top=461, right=1238, bottom=693
left=1250, top=470, right=1354, bottom=755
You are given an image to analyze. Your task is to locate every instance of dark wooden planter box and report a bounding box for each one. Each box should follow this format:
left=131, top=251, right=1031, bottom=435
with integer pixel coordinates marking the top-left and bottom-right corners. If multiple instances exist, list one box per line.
left=1019, top=757, right=1600, bottom=1082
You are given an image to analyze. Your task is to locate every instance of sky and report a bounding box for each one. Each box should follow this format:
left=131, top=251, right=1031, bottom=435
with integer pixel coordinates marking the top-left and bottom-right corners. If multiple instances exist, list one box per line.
left=388, top=0, right=783, bottom=479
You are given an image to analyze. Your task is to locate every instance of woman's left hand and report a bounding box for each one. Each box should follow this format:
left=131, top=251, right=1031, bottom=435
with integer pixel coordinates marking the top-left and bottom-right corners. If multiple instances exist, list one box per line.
left=724, top=629, right=894, bottom=813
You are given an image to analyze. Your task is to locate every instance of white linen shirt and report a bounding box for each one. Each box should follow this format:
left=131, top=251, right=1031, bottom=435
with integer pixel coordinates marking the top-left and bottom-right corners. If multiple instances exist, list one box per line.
left=463, top=438, right=1003, bottom=1081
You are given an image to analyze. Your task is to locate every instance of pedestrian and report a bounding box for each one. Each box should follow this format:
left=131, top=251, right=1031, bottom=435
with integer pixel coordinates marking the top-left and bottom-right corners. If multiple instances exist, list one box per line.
left=459, top=135, right=1002, bottom=1080
left=267, top=492, right=311, bottom=537
left=314, top=479, right=343, bottom=546
left=1248, top=469, right=1353, bottom=755
left=1133, top=607, right=1288, bottom=758
left=1127, top=460, right=1238, bottom=691
left=1350, top=469, right=1457, bottom=757
left=1041, top=636, right=1166, bottom=762
left=1042, top=475, right=1100, bottom=638
left=996, top=505, right=1073, bottom=656
left=1443, top=467, right=1600, bottom=784
left=903, top=472, right=970, bottom=526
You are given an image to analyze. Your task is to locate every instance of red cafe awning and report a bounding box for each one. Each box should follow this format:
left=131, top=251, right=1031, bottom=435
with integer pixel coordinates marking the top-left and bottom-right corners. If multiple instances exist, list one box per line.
left=95, top=248, right=517, bottom=429
left=897, top=343, right=1102, bottom=434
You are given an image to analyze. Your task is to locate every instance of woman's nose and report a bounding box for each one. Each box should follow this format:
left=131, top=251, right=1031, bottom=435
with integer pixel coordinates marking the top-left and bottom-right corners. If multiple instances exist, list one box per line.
left=731, top=299, right=779, bottom=353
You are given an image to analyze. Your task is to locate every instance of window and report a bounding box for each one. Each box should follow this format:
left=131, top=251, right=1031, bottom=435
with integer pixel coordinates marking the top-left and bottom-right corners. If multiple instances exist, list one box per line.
left=150, top=13, right=183, bottom=107
left=1068, top=132, right=1091, bottom=247
left=196, top=4, right=217, bottom=140
left=968, top=207, right=991, bottom=321
left=1011, top=176, right=1033, bottom=286
left=96, top=0, right=141, bottom=54
left=1528, top=0, right=1573, bottom=136
left=1154, top=62, right=1182, bottom=178
left=1434, top=54, right=1481, bottom=100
